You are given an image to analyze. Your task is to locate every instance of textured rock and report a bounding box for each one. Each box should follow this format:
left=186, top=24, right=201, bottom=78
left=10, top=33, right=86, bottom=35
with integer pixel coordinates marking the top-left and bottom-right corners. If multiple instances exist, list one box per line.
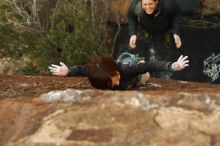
left=1, top=75, right=220, bottom=146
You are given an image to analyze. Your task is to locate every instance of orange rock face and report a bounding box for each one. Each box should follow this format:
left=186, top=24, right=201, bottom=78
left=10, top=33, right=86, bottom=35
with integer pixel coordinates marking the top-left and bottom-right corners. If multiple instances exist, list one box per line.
left=1, top=75, right=220, bottom=146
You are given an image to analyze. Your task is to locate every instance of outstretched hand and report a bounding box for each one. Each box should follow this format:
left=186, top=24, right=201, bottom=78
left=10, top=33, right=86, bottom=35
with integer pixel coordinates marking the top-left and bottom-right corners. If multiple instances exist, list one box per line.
left=171, top=55, right=189, bottom=71
left=48, top=62, right=68, bottom=77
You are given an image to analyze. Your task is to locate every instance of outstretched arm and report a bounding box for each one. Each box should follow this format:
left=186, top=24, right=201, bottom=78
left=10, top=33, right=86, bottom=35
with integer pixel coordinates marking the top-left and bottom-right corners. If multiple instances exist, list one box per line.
left=49, top=63, right=87, bottom=77
left=120, top=55, right=189, bottom=76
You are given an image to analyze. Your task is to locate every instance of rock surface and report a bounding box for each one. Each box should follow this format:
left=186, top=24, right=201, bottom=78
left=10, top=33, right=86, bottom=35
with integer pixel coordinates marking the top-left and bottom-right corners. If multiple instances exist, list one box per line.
left=1, top=75, right=220, bottom=146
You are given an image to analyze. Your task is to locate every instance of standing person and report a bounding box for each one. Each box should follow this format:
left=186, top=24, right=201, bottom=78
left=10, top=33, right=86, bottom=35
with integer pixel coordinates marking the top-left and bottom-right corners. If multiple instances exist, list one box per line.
left=127, top=0, right=201, bottom=79
left=128, top=0, right=183, bottom=49
left=49, top=55, right=189, bottom=90
left=128, top=0, right=201, bottom=48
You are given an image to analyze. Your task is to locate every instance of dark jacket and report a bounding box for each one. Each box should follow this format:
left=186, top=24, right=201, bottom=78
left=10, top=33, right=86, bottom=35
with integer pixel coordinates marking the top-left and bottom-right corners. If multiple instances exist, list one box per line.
left=128, top=0, right=201, bottom=36
left=67, top=60, right=173, bottom=90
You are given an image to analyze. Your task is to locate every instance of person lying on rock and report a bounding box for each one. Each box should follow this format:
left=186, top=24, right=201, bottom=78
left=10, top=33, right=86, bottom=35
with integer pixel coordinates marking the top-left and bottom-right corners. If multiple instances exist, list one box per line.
left=49, top=55, right=189, bottom=90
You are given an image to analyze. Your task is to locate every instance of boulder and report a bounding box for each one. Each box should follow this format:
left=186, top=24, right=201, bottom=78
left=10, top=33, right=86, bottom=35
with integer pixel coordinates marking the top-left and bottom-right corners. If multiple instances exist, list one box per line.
left=1, top=75, right=220, bottom=146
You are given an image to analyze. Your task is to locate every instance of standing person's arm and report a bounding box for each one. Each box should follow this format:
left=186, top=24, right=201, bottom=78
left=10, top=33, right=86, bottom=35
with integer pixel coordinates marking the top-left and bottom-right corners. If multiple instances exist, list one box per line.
left=167, top=0, right=182, bottom=48
left=128, top=0, right=139, bottom=48
left=170, top=13, right=181, bottom=36
left=171, top=13, right=182, bottom=48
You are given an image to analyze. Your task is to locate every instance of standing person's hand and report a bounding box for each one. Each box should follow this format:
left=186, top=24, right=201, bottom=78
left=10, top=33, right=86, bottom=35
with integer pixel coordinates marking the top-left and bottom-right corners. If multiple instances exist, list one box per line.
left=48, top=62, right=68, bottom=77
left=129, top=35, right=137, bottom=49
left=171, top=55, right=189, bottom=71
left=173, top=34, right=182, bottom=48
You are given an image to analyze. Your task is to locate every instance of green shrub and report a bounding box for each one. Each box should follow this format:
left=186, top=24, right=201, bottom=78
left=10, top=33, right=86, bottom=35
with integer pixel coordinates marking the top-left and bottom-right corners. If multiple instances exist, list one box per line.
left=0, top=0, right=111, bottom=75
left=20, top=62, right=40, bottom=75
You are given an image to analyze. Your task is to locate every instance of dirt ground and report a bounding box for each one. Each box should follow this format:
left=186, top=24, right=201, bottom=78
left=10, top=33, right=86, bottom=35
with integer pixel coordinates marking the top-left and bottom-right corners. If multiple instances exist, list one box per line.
left=1, top=74, right=220, bottom=99
left=0, top=75, right=91, bottom=99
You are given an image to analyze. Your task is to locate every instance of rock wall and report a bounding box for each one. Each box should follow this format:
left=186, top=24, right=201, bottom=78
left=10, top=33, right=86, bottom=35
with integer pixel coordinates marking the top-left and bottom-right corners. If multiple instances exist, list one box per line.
left=1, top=75, right=220, bottom=146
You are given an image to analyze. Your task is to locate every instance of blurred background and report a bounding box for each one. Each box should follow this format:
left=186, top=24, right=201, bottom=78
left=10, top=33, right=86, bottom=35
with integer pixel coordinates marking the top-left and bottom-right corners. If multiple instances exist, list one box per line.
left=0, top=0, right=220, bottom=83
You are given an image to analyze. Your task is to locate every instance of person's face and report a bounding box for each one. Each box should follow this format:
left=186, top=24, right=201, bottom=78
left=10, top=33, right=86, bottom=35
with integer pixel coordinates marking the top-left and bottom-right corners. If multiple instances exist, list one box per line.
left=111, top=71, right=120, bottom=88
left=141, top=0, right=158, bottom=15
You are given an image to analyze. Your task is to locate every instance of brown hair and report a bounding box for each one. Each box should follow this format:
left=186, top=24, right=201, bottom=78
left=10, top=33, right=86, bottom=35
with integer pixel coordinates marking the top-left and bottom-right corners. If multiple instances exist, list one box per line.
left=87, top=56, right=118, bottom=89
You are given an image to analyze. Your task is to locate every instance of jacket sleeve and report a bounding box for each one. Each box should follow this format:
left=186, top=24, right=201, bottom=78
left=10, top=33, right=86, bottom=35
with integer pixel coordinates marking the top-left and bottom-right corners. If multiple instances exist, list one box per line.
left=123, top=61, right=173, bottom=76
left=67, top=65, right=87, bottom=77
left=166, top=0, right=182, bottom=35
left=170, top=1, right=182, bottom=35
left=170, top=13, right=182, bottom=35
left=127, top=0, right=139, bottom=36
